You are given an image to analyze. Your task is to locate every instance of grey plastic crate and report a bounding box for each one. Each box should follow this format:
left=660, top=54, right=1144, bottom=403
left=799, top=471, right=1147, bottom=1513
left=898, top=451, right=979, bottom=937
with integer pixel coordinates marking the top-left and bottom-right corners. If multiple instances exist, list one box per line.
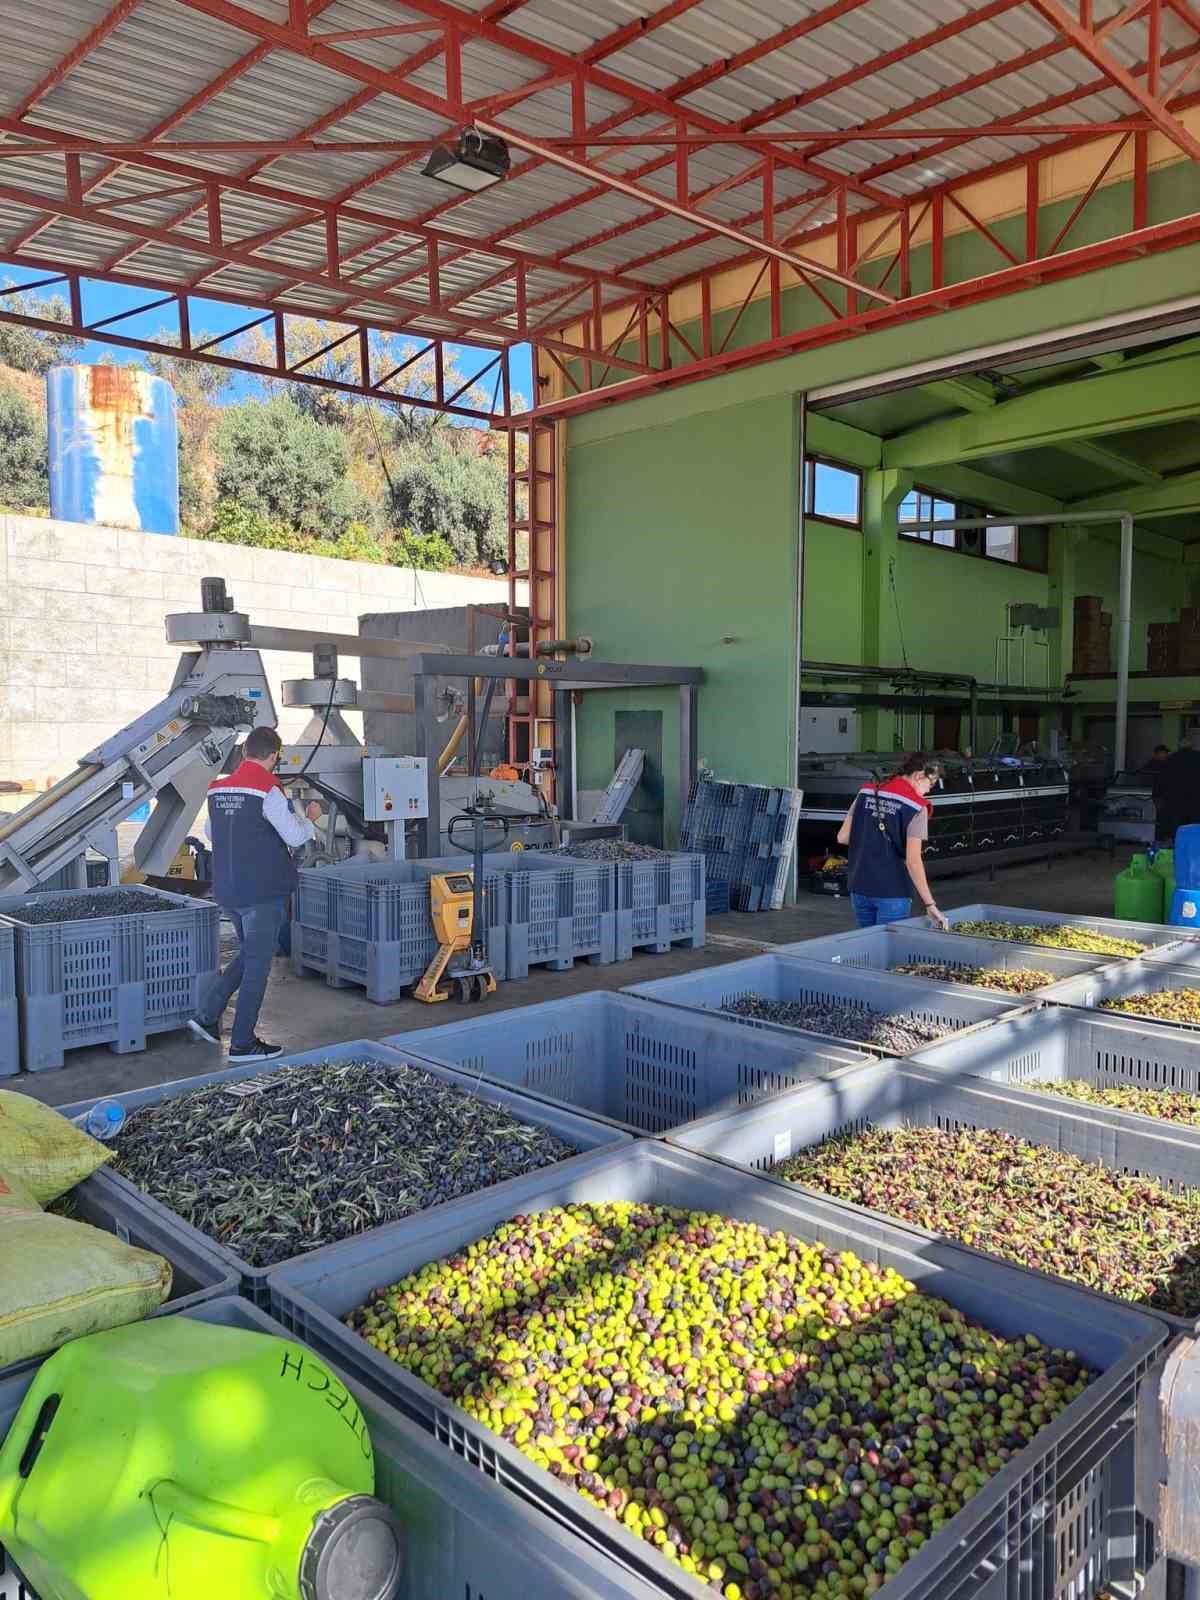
left=670, top=1050, right=1200, bottom=1333
left=471, top=852, right=619, bottom=977
left=386, top=989, right=867, bottom=1135
left=1039, top=955, right=1200, bottom=1028
left=266, top=1139, right=1165, bottom=1600
left=0, top=925, right=15, bottom=1077
left=624, top=952, right=1019, bottom=1054
left=57, top=1039, right=630, bottom=1307
left=898, top=900, right=1194, bottom=954
left=0, top=1295, right=665, bottom=1600
left=0, top=886, right=219, bottom=1072
left=908, top=1004, right=1200, bottom=1136
left=293, top=857, right=508, bottom=1002
left=777, top=923, right=1112, bottom=990
left=613, top=852, right=706, bottom=958
left=0, top=1160, right=237, bottom=1387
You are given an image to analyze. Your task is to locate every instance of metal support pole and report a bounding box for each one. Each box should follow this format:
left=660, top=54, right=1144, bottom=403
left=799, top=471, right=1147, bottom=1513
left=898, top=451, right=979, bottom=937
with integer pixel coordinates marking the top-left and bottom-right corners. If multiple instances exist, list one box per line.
left=1116, top=512, right=1133, bottom=775
left=968, top=681, right=979, bottom=756
left=556, top=692, right=575, bottom=821
left=680, top=685, right=698, bottom=830
left=412, top=676, right=440, bottom=858
left=909, top=510, right=1134, bottom=779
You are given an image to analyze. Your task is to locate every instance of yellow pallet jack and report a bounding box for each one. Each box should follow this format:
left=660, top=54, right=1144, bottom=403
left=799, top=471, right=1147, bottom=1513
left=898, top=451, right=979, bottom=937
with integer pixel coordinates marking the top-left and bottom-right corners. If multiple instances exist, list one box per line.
left=414, top=811, right=501, bottom=1004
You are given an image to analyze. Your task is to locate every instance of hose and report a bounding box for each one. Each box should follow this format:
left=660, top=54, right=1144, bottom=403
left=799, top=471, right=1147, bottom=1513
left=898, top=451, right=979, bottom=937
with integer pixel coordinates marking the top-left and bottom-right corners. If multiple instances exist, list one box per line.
left=437, top=678, right=485, bottom=774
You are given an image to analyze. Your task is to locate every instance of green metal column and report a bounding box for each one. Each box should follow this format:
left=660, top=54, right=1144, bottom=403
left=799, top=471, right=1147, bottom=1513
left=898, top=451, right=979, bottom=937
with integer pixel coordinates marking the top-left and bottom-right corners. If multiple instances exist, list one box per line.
left=860, top=467, right=912, bottom=747
left=1047, top=523, right=1076, bottom=691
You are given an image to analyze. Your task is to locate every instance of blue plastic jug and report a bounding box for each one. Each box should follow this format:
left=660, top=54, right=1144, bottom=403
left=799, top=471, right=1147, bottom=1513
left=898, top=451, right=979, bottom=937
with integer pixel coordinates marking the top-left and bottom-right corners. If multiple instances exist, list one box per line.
left=1173, top=824, right=1200, bottom=892
left=1169, top=887, right=1200, bottom=928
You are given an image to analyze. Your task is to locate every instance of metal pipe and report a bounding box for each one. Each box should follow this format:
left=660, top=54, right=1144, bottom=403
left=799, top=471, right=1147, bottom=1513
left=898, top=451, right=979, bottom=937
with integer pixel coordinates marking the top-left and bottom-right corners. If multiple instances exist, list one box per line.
left=1116, top=514, right=1134, bottom=774
left=907, top=510, right=1135, bottom=773
left=0, top=764, right=98, bottom=843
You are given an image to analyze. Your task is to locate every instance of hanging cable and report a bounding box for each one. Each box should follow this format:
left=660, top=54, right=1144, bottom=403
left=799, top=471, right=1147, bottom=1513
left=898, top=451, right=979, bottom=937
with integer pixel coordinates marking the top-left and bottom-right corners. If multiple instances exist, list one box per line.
left=888, top=556, right=911, bottom=670
left=295, top=674, right=339, bottom=779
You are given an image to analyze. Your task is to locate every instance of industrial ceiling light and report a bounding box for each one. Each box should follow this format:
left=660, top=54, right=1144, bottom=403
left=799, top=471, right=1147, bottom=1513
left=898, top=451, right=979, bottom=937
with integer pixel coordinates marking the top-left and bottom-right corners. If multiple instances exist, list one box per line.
left=423, top=128, right=511, bottom=193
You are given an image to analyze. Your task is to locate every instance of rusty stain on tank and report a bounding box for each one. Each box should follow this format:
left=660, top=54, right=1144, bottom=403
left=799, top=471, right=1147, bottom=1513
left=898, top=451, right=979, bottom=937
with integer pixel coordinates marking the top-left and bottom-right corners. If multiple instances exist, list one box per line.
left=82, top=363, right=153, bottom=530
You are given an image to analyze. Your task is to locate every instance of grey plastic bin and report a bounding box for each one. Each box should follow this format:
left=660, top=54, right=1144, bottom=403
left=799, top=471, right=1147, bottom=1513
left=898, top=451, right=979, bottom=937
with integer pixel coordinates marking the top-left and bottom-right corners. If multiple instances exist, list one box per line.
left=897, top=900, right=1194, bottom=954
left=1040, top=955, right=1200, bottom=1027
left=0, top=1295, right=666, bottom=1600
left=58, top=1039, right=630, bottom=1307
left=266, top=1139, right=1165, bottom=1600
left=293, top=857, right=508, bottom=1002
left=670, top=1051, right=1200, bottom=1333
left=0, top=886, right=219, bottom=1072
left=386, top=990, right=867, bottom=1135
left=0, top=1159, right=237, bottom=1387
left=614, top=852, right=706, bottom=958
left=624, top=952, right=1018, bottom=1054
left=467, top=851, right=619, bottom=977
left=0, top=925, right=15, bottom=1077
left=777, top=923, right=1111, bottom=990
left=907, top=1003, right=1200, bottom=1136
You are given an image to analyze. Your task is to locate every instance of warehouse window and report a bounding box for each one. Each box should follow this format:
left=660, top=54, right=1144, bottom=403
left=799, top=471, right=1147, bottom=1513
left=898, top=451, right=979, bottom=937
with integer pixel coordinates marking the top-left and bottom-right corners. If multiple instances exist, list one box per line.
left=985, top=523, right=1019, bottom=562
left=899, top=489, right=1048, bottom=573
left=803, top=457, right=862, bottom=527
left=899, top=488, right=956, bottom=546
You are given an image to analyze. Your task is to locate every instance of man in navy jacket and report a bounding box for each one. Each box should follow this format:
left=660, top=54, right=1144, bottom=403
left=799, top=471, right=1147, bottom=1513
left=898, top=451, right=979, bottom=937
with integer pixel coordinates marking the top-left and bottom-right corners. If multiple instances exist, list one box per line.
left=189, top=726, right=318, bottom=1062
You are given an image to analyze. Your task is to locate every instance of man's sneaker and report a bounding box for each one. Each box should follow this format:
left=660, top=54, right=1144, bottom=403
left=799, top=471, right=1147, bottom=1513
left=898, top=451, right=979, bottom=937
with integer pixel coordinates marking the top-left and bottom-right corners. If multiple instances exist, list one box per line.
left=228, top=1037, right=284, bottom=1064
left=187, top=1017, right=221, bottom=1046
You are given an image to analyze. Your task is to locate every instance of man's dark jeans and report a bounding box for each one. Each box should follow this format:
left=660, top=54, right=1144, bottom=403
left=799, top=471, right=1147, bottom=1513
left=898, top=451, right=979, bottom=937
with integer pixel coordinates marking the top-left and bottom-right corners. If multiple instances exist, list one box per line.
left=196, top=896, right=287, bottom=1052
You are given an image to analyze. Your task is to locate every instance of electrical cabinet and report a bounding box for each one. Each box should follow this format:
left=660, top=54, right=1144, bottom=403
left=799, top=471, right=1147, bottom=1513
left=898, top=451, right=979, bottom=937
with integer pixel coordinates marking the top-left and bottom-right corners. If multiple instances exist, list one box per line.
left=362, top=756, right=428, bottom=822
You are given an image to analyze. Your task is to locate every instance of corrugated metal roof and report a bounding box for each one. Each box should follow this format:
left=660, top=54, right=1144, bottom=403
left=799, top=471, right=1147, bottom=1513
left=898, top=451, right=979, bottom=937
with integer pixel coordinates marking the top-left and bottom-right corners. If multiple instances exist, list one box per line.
left=0, top=0, right=1186, bottom=344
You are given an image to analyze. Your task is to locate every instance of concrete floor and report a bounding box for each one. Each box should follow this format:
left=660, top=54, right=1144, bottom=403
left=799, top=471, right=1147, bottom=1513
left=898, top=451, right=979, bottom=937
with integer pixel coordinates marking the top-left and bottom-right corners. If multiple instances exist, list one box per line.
left=17, top=848, right=1122, bottom=1108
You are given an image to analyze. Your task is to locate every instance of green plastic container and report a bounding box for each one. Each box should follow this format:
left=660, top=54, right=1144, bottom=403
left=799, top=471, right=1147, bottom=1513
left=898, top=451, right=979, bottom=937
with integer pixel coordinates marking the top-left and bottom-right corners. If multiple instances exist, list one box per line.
left=1152, top=847, right=1176, bottom=913
left=0, top=1316, right=403, bottom=1600
left=1114, top=853, right=1165, bottom=924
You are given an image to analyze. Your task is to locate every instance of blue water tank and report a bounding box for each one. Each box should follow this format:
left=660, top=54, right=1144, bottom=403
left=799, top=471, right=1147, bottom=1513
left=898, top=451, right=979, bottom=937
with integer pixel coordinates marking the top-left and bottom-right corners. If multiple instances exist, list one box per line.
left=46, top=364, right=178, bottom=534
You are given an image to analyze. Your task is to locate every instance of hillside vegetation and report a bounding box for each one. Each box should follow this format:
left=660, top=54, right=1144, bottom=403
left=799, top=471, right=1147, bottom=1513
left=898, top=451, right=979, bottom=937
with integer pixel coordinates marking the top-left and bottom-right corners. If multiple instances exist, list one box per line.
left=0, top=289, right=516, bottom=573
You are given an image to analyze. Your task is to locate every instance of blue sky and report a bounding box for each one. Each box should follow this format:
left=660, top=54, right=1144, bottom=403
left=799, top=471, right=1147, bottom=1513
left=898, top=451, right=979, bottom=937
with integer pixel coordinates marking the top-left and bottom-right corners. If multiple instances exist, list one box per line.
left=1, top=263, right=533, bottom=423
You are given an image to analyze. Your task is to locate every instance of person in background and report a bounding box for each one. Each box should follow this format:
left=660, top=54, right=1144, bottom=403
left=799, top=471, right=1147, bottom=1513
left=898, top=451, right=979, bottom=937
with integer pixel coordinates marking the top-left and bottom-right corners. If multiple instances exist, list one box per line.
left=188, top=727, right=321, bottom=1062
left=1143, top=743, right=1171, bottom=777
left=837, top=753, right=949, bottom=930
left=1154, top=731, right=1200, bottom=845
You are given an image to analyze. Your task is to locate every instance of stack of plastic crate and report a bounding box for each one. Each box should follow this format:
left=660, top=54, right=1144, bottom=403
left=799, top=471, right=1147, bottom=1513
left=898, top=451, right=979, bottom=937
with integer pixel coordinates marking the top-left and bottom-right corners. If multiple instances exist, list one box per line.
left=680, top=779, right=802, bottom=911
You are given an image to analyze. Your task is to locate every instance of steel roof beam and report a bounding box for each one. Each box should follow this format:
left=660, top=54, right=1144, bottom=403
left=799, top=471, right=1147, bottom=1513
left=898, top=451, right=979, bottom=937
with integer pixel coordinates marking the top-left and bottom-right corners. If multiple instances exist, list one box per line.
left=390, top=0, right=902, bottom=212
left=883, top=349, right=1200, bottom=469
left=573, top=34, right=1199, bottom=330
left=0, top=121, right=652, bottom=307
left=473, top=118, right=894, bottom=304
left=12, top=0, right=145, bottom=118
left=1030, top=0, right=1200, bottom=162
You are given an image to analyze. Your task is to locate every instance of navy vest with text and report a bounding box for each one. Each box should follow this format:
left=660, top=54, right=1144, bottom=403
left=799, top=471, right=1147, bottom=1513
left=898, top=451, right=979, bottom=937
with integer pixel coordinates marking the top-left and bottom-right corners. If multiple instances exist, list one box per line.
left=846, top=779, right=928, bottom=901
left=207, top=760, right=298, bottom=910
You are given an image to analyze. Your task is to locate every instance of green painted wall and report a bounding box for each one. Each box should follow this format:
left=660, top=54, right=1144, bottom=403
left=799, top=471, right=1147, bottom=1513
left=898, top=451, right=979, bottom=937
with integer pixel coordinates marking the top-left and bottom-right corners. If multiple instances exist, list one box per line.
left=564, top=198, right=1200, bottom=828
left=1072, top=532, right=1189, bottom=671
left=567, top=393, right=798, bottom=841
left=801, top=518, right=863, bottom=664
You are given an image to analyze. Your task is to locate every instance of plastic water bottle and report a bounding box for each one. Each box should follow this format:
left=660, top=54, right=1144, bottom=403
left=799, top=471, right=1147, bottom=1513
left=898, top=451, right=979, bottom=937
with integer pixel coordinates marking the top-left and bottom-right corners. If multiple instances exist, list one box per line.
left=73, top=1100, right=125, bottom=1141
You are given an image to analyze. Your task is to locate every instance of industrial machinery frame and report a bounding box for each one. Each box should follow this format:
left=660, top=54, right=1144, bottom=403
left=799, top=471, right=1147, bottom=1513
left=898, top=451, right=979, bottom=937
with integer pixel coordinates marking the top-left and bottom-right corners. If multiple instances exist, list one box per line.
left=410, top=653, right=702, bottom=859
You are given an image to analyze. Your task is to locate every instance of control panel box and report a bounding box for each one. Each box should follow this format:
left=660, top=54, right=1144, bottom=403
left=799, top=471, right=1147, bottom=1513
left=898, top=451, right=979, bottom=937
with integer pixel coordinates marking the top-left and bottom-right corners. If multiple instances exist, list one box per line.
left=362, top=756, right=428, bottom=822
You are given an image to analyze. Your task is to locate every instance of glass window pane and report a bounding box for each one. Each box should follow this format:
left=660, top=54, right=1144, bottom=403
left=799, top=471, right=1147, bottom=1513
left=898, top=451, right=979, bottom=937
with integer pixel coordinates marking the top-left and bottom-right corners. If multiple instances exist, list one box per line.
left=986, top=524, right=1018, bottom=562
left=812, top=461, right=861, bottom=524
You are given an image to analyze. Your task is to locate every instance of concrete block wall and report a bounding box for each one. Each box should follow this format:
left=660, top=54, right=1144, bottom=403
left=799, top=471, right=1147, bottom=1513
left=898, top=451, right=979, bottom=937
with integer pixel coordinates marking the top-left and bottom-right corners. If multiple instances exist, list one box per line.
left=0, top=515, right=509, bottom=792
